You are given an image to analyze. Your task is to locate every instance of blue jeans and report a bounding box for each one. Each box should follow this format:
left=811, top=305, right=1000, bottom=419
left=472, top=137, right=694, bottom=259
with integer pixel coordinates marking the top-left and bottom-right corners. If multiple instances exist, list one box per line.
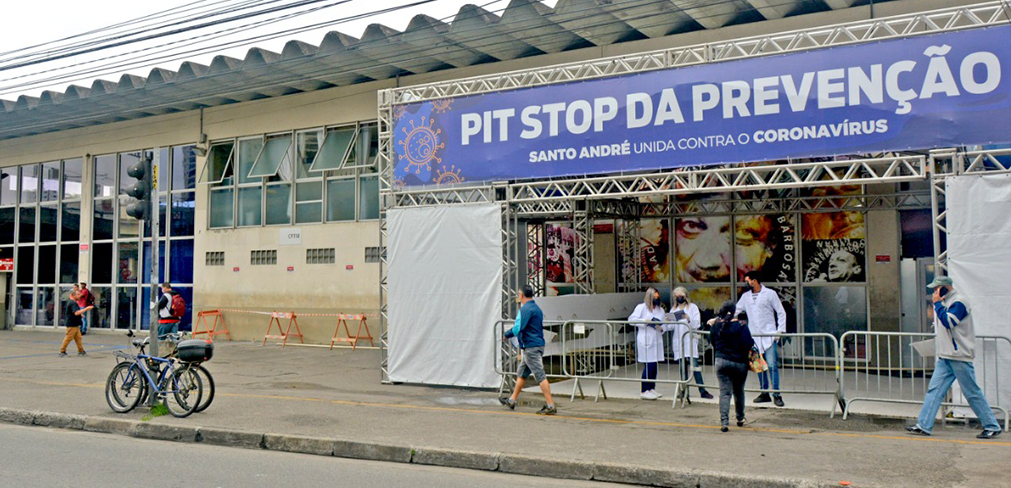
left=157, top=321, right=179, bottom=339
left=758, top=341, right=780, bottom=393
left=641, top=362, right=657, bottom=392
left=80, top=314, right=88, bottom=335
left=915, top=358, right=1001, bottom=434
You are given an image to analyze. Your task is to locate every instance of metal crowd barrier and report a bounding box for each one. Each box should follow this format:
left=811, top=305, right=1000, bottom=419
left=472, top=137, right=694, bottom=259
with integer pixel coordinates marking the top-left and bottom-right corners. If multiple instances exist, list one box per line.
left=494, top=319, right=693, bottom=402
left=558, top=320, right=691, bottom=402
left=492, top=319, right=1009, bottom=429
left=840, top=331, right=1010, bottom=431
left=680, top=330, right=844, bottom=415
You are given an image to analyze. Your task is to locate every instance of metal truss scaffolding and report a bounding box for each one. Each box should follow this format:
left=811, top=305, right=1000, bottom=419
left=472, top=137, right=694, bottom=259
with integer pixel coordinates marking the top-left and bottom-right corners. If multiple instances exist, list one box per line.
left=525, top=223, right=545, bottom=297
left=375, top=2, right=1011, bottom=383
left=507, top=156, right=926, bottom=212
left=616, top=217, right=641, bottom=293
left=572, top=207, right=595, bottom=295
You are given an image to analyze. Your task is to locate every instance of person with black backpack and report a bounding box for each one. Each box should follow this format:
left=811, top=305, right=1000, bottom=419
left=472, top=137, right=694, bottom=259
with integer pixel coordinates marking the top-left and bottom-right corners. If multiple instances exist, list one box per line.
left=156, top=283, right=186, bottom=339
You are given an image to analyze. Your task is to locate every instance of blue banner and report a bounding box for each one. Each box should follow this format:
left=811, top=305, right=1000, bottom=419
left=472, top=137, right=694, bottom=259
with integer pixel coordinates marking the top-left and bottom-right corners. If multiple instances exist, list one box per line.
left=394, top=26, right=1011, bottom=187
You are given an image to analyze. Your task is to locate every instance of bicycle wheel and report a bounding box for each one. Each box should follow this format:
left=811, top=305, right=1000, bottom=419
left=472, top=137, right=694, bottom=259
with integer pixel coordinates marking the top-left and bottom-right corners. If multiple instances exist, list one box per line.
left=161, top=366, right=202, bottom=418
left=192, top=364, right=215, bottom=413
left=105, top=362, right=144, bottom=413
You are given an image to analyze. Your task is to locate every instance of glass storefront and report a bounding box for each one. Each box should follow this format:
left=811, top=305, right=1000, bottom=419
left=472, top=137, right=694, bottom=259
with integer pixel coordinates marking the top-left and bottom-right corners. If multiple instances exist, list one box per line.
left=5, top=159, right=82, bottom=327
left=92, top=146, right=196, bottom=330
left=3, top=146, right=195, bottom=330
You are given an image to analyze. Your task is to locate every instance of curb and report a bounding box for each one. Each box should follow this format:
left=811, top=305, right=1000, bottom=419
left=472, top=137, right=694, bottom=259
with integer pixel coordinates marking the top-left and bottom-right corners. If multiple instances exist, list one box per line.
left=500, top=453, right=594, bottom=481
left=412, top=447, right=499, bottom=471
left=0, top=407, right=833, bottom=487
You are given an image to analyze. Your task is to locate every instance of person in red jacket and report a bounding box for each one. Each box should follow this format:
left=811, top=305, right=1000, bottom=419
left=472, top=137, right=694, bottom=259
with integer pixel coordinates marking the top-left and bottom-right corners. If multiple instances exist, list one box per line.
left=76, top=283, right=95, bottom=335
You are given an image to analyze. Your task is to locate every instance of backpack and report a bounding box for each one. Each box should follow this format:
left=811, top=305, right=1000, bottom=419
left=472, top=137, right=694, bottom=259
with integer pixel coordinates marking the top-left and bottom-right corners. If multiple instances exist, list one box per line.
left=83, top=290, right=95, bottom=307
left=170, top=293, right=187, bottom=318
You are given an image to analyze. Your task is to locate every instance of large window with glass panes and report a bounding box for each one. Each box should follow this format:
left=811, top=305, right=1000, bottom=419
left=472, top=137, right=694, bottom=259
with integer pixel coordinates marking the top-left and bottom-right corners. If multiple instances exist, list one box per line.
left=204, top=122, right=379, bottom=228
left=2, top=159, right=82, bottom=327
left=91, top=146, right=197, bottom=331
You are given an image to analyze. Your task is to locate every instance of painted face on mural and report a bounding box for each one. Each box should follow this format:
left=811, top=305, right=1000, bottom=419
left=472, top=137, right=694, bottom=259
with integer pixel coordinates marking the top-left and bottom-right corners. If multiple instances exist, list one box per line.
left=675, top=216, right=732, bottom=282
left=826, top=249, right=862, bottom=281
left=734, top=215, right=774, bottom=278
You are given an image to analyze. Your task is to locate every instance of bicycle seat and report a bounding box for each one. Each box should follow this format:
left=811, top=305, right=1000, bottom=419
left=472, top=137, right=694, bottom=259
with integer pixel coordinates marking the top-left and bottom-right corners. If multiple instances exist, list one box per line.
left=132, top=338, right=150, bottom=348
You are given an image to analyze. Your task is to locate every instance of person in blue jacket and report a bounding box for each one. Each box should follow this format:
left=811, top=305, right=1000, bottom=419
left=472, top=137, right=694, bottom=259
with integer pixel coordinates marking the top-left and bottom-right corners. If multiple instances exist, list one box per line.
left=500, top=285, right=556, bottom=415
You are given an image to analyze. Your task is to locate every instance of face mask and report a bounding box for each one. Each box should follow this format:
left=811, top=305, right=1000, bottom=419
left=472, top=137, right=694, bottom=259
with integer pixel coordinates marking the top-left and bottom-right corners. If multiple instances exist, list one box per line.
left=675, top=296, right=686, bottom=305
left=652, top=297, right=661, bottom=307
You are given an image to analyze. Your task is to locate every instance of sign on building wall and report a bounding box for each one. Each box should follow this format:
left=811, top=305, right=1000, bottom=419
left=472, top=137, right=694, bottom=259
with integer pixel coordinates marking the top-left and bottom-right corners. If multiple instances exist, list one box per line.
left=279, top=227, right=302, bottom=246
left=394, top=25, right=1011, bottom=187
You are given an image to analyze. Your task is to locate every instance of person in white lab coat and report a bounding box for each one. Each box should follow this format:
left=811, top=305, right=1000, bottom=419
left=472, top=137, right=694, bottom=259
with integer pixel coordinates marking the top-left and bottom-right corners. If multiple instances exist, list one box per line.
left=628, top=287, right=666, bottom=400
left=735, top=270, right=787, bottom=406
left=670, top=287, right=712, bottom=400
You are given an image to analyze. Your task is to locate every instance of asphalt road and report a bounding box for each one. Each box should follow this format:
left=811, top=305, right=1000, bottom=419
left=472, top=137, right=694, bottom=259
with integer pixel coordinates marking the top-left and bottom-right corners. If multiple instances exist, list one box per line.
left=0, top=423, right=625, bottom=488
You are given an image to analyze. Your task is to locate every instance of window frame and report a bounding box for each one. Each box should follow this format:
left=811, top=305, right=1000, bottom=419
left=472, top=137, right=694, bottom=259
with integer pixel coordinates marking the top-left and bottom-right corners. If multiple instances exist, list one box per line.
left=308, top=125, right=357, bottom=173
left=198, top=141, right=236, bottom=186
left=204, top=120, right=382, bottom=231
left=248, top=132, right=293, bottom=180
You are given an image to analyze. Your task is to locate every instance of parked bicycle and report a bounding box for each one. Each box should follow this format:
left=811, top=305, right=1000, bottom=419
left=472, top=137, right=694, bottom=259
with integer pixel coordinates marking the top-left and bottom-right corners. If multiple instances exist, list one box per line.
left=159, top=332, right=216, bottom=413
left=104, top=331, right=211, bottom=418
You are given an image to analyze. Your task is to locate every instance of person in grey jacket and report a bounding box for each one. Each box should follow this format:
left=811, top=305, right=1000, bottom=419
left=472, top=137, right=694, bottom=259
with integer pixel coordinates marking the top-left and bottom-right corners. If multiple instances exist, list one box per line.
left=906, top=276, right=1002, bottom=439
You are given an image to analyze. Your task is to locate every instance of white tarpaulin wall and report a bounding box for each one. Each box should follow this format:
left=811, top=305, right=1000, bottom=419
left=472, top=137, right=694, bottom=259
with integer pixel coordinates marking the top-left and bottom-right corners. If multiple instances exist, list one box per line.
left=387, top=203, right=503, bottom=388
left=947, top=173, right=1011, bottom=416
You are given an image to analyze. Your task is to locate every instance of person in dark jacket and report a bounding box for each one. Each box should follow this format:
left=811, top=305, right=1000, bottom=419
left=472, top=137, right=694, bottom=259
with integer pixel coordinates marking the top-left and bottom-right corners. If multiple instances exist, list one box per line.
left=500, top=285, right=556, bottom=415
left=709, top=300, right=755, bottom=432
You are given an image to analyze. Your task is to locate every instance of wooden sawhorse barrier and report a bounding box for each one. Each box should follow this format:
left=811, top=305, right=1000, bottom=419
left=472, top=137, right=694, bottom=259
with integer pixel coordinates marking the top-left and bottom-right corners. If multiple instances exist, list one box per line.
left=330, top=314, right=374, bottom=351
left=262, top=311, right=304, bottom=347
left=192, top=310, right=231, bottom=342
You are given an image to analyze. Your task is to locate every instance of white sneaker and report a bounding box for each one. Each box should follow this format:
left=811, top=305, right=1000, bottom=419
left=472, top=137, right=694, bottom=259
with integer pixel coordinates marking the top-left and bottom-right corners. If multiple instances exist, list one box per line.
left=640, top=391, right=658, bottom=400
left=650, top=389, right=663, bottom=399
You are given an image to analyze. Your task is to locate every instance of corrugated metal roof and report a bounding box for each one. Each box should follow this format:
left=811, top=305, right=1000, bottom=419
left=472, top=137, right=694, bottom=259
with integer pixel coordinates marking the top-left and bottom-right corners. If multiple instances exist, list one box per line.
left=0, top=0, right=874, bottom=140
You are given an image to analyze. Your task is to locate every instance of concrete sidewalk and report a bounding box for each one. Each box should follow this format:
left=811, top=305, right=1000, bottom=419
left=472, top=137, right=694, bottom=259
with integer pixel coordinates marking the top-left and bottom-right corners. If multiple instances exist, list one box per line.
left=1, top=330, right=1007, bottom=488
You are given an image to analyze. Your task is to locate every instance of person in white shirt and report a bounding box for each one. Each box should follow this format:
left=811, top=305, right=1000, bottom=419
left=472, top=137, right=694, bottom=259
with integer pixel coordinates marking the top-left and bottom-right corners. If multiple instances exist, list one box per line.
left=628, top=287, right=667, bottom=400
left=669, top=287, right=712, bottom=400
left=736, top=271, right=787, bottom=406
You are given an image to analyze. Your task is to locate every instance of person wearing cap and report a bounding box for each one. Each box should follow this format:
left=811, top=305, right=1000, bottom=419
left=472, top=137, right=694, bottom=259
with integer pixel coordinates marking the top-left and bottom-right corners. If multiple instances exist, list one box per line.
left=906, top=276, right=1002, bottom=439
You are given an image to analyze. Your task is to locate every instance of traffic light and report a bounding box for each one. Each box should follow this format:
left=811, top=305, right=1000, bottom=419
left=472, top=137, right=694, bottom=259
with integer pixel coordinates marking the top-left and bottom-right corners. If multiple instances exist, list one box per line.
left=125, top=154, right=153, bottom=220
